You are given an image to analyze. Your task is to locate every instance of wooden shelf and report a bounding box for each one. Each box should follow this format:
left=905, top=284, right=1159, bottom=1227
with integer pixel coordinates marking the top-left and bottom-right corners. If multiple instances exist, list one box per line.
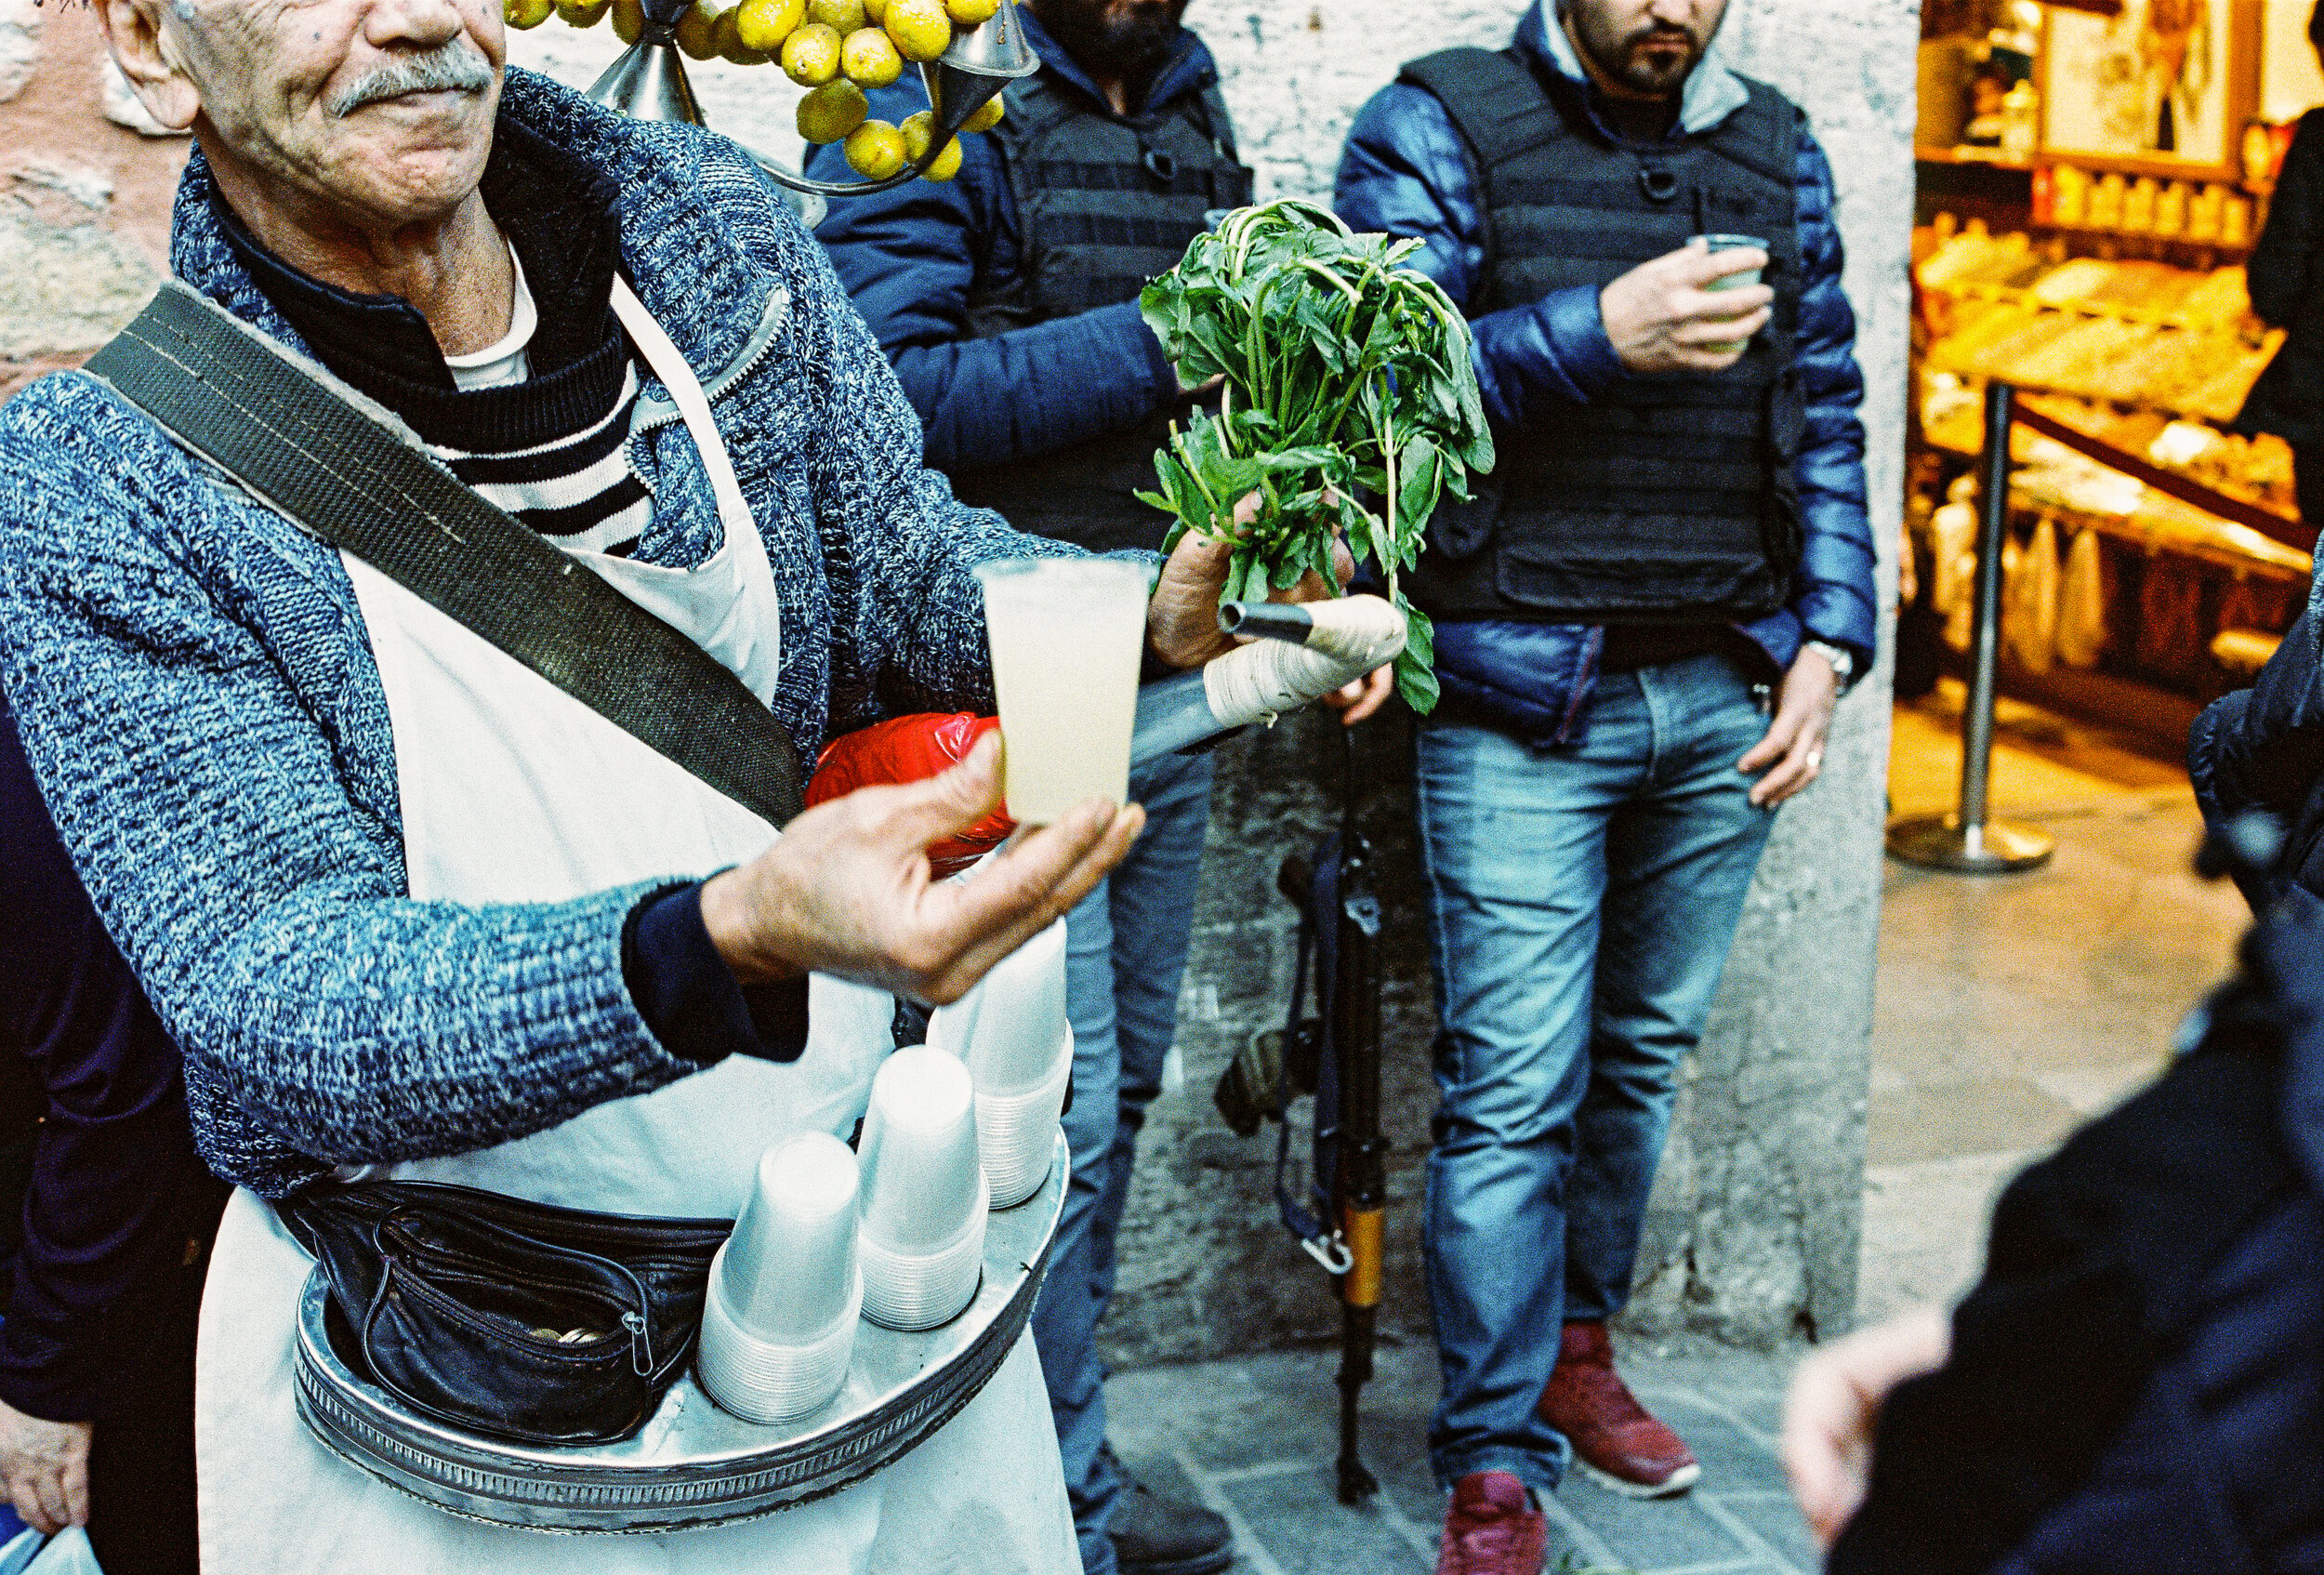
left=1915, top=146, right=2034, bottom=169
left=1921, top=390, right=2307, bottom=553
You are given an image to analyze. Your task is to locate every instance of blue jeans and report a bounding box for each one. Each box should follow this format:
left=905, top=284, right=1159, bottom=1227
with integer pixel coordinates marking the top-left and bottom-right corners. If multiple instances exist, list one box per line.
left=1031, top=748, right=1214, bottom=1575
left=1416, top=652, right=1778, bottom=1497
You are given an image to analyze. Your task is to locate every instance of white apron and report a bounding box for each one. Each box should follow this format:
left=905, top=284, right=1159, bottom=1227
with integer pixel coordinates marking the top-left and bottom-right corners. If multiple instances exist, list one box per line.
left=195, top=280, right=1079, bottom=1575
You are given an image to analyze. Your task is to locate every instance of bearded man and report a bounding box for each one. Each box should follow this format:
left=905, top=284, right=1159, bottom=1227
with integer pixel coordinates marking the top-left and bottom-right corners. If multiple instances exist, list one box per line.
left=1337, top=1, right=1876, bottom=1569
left=811, top=6, right=1387, bottom=1574
left=0, top=0, right=1304, bottom=1567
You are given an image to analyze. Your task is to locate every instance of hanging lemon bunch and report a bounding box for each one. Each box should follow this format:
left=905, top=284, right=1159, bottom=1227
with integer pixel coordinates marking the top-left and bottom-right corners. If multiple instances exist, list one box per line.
left=507, top=0, right=1007, bottom=182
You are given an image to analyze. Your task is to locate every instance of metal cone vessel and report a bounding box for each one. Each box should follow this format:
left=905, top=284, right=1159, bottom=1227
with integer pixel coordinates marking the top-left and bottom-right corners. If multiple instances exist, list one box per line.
left=585, top=0, right=1038, bottom=199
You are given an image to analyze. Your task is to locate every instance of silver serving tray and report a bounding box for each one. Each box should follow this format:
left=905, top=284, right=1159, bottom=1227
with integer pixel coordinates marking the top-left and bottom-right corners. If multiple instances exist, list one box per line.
left=293, top=1131, right=1067, bottom=1534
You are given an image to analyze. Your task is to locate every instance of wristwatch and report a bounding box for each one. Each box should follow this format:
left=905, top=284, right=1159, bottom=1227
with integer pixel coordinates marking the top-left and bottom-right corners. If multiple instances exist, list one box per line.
left=1803, top=639, right=1857, bottom=693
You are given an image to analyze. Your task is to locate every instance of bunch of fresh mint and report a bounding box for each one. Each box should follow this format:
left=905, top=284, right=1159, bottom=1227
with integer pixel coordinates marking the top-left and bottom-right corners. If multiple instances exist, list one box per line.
left=1136, top=199, right=1495, bottom=712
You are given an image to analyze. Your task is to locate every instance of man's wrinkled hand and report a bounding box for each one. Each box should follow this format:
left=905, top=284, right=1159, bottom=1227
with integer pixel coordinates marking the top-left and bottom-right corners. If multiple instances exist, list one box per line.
left=1601, top=239, right=1774, bottom=377
left=701, top=735, right=1142, bottom=1004
left=0, top=1402, right=89, bottom=1536
left=1781, top=1305, right=1951, bottom=1548
left=1147, top=492, right=1356, bottom=670
left=1738, top=644, right=1840, bottom=807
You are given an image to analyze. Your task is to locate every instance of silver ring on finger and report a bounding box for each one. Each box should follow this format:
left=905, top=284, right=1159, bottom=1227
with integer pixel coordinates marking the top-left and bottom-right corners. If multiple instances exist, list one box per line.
left=1805, top=748, right=1824, bottom=773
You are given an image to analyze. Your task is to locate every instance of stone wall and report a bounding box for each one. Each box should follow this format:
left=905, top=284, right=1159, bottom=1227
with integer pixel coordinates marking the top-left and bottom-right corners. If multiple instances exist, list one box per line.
left=0, top=0, right=187, bottom=398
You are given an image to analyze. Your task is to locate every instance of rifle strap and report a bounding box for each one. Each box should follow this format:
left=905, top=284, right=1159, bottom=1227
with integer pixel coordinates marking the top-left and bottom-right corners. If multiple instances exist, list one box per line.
left=1274, top=836, right=1341, bottom=1254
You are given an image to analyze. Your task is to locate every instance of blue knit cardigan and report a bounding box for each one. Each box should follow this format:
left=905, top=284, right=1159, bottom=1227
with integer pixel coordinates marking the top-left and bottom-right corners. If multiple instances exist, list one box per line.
left=0, top=70, right=1073, bottom=1198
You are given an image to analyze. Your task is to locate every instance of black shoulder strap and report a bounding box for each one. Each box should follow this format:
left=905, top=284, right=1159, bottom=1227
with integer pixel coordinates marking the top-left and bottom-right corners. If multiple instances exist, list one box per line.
left=1396, top=46, right=1566, bottom=174
left=83, top=282, right=806, bottom=828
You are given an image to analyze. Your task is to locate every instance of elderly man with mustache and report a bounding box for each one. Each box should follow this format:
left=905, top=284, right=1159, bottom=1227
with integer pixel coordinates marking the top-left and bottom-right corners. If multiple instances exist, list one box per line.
left=0, top=0, right=1277, bottom=1568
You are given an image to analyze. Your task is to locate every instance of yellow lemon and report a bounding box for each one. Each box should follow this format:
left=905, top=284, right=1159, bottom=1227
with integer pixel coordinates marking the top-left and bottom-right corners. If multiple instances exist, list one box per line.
left=845, top=119, right=909, bottom=179
left=611, top=0, right=645, bottom=40
left=807, top=0, right=865, bottom=31
left=943, top=0, right=995, bottom=22
left=733, top=0, right=804, bottom=51
left=556, top=0, right=609, bottom=25
left=882, top=0, right=949, bottom=61
left=797, top=79, right=871, bottom=143
left=504, top=0, right=554, bottom=27
left=781, top=21, right=842, bottom=82
left=714, top=6, right=772, bottom=61
left=839, top=26, right=903, bottom=87
left=901, top=110, right=962, bottom=179
left=674, top=0, right=720, bottom=58
left=959, top=92, right=1005, bottom=133
left=919, top=135, right=964, bottom=179
left=861, top=0, right=886, bottom=20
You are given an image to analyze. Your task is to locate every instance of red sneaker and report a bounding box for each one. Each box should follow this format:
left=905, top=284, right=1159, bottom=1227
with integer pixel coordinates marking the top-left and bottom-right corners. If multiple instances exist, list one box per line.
left=1435, top=1471, right=1546, bottom=1575
left=1537, top=1320, right=1700, bottom=1498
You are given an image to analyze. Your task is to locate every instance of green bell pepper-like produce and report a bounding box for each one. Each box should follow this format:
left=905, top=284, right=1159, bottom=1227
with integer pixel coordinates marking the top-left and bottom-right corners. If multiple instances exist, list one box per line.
left=1136, top=199, right=1495, bottom=712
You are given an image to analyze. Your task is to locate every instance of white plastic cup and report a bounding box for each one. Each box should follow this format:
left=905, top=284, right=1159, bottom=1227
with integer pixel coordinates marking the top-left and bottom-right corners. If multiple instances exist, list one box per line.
left=696, top=1132, right=862, bottom=1424
left=720, top=1133, right=861, bottom=1343
left=961, top=920, right=1069, bottom=1094
left=1692, top=232, right=1768, bottom=355
left=972, top=557, right=1150, bottom=825
left=925, top=985, right=984, bottom=1064
left=974, top=1030, right=1072, bottom=1209
left=927, top=921, right=1071, bottom=1208
left=857, top=1047, right=988, bottom=1330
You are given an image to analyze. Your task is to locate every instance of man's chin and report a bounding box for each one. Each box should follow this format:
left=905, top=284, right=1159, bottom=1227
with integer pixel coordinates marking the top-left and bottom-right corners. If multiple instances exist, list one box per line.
left=1622, top=51, right=1695, bottom=93
left=322, top=135, right=496, bottom=226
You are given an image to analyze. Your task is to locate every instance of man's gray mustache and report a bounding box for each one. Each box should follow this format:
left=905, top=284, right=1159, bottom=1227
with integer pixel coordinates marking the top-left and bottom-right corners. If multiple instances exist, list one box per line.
left=327, top=43, right=495, bottom=118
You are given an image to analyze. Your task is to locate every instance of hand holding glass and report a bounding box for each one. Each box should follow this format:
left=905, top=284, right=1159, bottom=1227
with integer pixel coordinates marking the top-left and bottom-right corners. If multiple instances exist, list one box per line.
left=972, top=558, right=1150, bottom=826
left=1692, top=232, right=1768, bottom=355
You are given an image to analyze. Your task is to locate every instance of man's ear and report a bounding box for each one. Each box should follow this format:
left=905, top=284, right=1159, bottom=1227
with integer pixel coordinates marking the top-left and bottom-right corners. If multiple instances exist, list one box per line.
left=95, top=0, right=203, bottom=134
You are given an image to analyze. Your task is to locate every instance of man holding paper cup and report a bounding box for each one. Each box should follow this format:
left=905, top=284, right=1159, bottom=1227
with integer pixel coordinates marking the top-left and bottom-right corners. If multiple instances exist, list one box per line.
left=1337, top=0, right=1877, bottom=1560
left=814, top=7, right=1391, bottom=1571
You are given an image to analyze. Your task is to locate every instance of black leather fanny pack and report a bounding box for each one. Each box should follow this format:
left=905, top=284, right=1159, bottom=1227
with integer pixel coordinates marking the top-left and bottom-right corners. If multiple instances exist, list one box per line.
left=278, top=1180, right=732, bottom=1447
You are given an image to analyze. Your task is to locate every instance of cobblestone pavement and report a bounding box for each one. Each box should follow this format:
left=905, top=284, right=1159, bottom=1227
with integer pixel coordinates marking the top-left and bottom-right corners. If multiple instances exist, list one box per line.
left=1109, top=1339, right=1815, bottom=1575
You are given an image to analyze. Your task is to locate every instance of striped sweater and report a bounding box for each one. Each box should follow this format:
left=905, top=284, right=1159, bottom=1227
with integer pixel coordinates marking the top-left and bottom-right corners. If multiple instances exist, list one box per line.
left=0, top=71, right=1082, bottom=1197
left=439, top=361, right=654, bottom=557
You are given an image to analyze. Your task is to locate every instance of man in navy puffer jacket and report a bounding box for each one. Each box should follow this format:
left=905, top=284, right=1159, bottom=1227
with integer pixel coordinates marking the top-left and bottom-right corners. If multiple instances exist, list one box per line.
left=812, top=7, right=1391, bottom=1572
left=1335, top=4, right=1876, bottom=1567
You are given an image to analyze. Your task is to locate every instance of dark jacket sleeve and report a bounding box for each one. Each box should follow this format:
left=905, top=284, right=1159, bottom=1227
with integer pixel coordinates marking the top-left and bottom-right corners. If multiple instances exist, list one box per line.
left=2248, top=110, right=2324, bottom=331
left=2189, top=610, right=2324, bottom=829
left=808, top=79, right=1180, bottom=473
left=1780, top=130, right=1879, bottom=670
left=1332, top=81, right=1626, bottom=430
left=0, top=695, right=226, bottom=1423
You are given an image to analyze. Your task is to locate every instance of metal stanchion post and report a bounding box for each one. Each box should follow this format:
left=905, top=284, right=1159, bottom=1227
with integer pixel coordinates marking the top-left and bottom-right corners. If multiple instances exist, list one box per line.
left=1887, top=381, right=2056, bottom=873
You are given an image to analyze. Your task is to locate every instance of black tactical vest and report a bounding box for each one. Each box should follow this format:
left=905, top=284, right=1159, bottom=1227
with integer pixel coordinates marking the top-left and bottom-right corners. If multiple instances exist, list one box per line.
left=945, top=65, right=1254, bottom=554
left=1398, top=46, right=1808, bottom=624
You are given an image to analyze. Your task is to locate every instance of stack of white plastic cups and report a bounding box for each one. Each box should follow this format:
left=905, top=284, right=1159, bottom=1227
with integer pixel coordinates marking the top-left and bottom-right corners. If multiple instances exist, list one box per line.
left=930, top=920, right=1073, bottom=1209
left=856, top=1046, right=989, bottom=1330
left=696, top=1132, right=863, bottom=1424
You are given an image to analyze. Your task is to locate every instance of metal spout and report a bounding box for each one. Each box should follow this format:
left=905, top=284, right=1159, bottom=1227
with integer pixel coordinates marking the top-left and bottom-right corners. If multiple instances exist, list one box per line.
left=587, top=35, right=704, bottom=126
left=588, top=0, right=1038, bottom=199
left=926, top=0, right=1039, bottom=141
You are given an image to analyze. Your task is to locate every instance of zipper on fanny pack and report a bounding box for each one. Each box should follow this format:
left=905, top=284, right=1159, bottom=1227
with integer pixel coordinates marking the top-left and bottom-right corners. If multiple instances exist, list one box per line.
left=379, top=1217, right=660, bottom=1369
